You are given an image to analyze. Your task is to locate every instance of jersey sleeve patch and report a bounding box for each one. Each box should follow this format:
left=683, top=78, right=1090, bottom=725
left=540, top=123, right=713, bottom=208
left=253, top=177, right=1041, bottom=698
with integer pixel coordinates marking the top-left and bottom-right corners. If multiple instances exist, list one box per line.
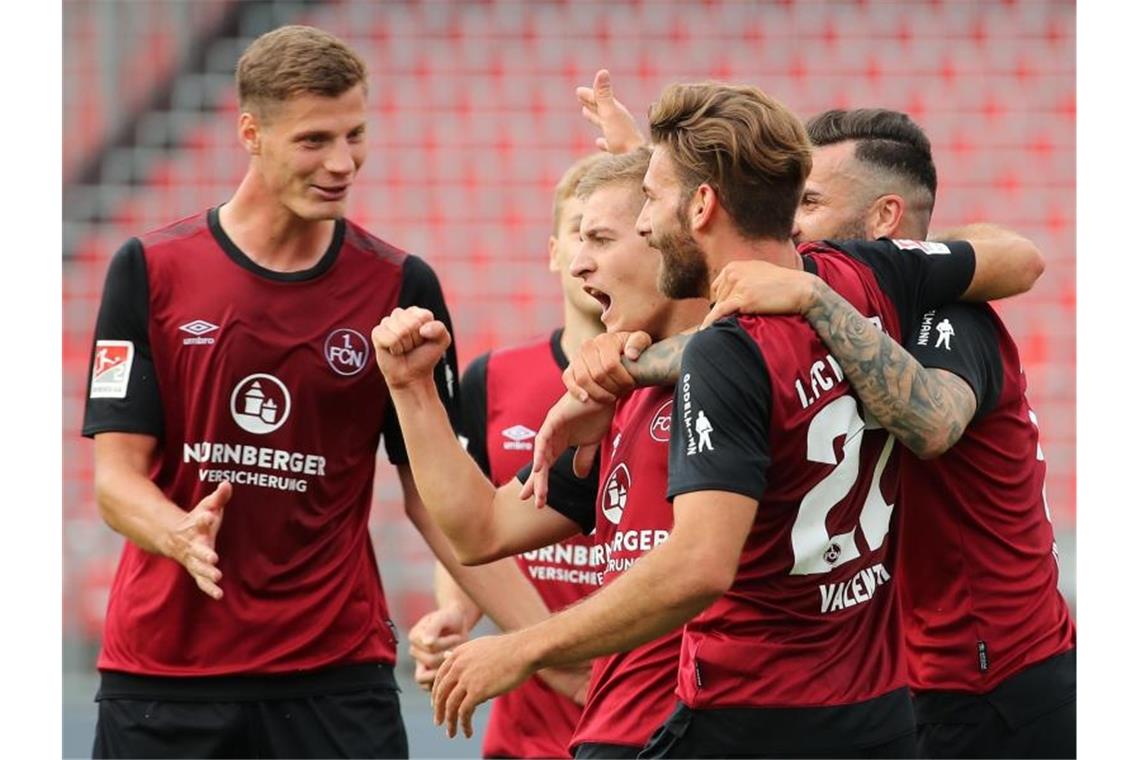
left=89, top=340, right=135, bottom=399
left=891, top=239, right=951, bottom=255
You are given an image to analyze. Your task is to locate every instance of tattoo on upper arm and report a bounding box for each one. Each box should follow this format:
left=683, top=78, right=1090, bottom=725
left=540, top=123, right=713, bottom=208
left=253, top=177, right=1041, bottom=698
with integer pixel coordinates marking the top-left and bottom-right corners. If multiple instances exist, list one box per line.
left=622, top=333, right=692, bottom=387
left=802, top=282, right=977, bottom=457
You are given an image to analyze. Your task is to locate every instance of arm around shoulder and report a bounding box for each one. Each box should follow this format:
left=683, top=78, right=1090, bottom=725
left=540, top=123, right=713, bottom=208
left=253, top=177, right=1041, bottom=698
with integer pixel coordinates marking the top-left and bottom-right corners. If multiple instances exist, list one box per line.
left=937, top=223, right=1045, bottom=301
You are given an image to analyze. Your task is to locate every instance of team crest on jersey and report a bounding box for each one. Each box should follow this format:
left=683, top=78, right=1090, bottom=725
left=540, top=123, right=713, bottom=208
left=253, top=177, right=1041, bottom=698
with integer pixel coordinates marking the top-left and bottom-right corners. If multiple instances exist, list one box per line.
left=89, top=340, right=134, bottom=399
left=602, top=463, right=631, bottom=525
left=649, top=400, right=673, bottom=442
left=324, top=328, right=371, bottom=376
left=179, top=319, right=219, bottom=346
left=230, top=373, right=292, bottom=434
left=891, top=239, right=950, bottom=255
left=502, top=424, right=537, bottom=450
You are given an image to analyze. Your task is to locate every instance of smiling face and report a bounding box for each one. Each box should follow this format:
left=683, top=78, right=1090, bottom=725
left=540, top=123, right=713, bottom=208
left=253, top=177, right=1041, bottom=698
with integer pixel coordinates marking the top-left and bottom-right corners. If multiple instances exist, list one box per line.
left=570, top=183, right=677, bottom=339
left=244, top=83, right=368, bottom=221
left=636, top=146, right=709, bottom=300
left=792, top=141, right=875, bottom=244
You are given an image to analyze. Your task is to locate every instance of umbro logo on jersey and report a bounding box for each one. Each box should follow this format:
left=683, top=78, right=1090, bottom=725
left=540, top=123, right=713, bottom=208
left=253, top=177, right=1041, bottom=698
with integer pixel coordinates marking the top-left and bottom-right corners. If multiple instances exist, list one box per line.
left=502, top=424, right=537, bottom=451
left=891, top=239, right=951, bottom=255
left=179, top=319, right=219, bottom=345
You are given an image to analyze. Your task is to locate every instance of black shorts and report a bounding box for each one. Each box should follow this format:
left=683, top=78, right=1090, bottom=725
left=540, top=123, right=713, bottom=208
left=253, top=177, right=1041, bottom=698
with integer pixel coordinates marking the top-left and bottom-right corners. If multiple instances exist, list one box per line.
left=638, top=688, right=917, bottom=759
left=92, top=663, right=408, bottom=759
left=914, top=648, right=1076, bottom=759
left=574, top=741, right=643, bottom=758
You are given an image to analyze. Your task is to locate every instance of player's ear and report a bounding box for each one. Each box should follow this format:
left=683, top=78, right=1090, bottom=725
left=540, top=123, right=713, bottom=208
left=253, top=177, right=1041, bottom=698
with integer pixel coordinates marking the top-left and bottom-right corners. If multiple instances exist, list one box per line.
left=690, top=184, right=717, bottom=233
left=548, top=235, right=560, bottom=273
left=868, top=194, right=905, bottom=239
left=238, top=111, right=261, bottom=156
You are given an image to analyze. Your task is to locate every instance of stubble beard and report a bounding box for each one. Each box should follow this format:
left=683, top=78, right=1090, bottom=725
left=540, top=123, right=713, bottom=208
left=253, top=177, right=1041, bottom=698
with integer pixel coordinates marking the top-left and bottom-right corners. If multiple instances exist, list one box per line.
left=653, top=209, right=709, bottom=300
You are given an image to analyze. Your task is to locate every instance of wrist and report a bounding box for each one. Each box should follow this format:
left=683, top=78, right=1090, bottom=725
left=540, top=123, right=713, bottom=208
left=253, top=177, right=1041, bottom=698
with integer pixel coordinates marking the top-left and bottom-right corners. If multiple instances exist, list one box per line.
left=387, top=374, right=441, bottom=401
left=513, top=629, right=550, bottom=673
left=798, top=272, right=826, bottom=317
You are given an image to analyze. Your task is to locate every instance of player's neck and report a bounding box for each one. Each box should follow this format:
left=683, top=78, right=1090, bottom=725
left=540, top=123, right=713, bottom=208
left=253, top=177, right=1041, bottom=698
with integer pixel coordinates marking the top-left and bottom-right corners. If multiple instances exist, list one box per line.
left=220, top=174, right=337, bottom=272
left=656, top=298, right=709, bottom=341
left=706, top=236, right=801, bottom=292
left=560, top=304, right=605, bottom=361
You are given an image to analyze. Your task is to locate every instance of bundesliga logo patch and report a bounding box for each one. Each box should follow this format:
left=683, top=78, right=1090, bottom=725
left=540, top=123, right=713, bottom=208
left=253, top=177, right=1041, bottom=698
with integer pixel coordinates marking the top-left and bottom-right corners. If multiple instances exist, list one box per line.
left=90, top=340, right=134, bottom=399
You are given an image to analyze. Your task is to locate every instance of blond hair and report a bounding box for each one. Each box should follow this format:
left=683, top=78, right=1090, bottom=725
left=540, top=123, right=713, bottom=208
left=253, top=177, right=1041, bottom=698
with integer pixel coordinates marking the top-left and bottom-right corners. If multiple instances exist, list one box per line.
left=237, top=25, right=367, bottom=116
left=575, top=147, right=652, bottom=202
left=649, top=82, right=812, bottom=240
left=551, top=153, right=608, bottom=235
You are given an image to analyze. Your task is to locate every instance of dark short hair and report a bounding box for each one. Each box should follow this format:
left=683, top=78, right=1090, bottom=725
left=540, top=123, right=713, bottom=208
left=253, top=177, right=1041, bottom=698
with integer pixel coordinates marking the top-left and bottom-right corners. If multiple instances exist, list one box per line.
left=805, top=108, right=937, bottom=202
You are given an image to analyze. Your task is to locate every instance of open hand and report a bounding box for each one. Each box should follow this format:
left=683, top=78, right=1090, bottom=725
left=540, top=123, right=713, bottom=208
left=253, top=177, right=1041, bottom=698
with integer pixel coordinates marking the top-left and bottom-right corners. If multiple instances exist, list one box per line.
left=576, top=69, right=646, bottom=154
left=167, top=481, right=231, bottom=600
left=431, top=633, right=535, bottom=739
left=521, top=392, right=614, bottom=508
left=409, top=604, right=472, bottom=691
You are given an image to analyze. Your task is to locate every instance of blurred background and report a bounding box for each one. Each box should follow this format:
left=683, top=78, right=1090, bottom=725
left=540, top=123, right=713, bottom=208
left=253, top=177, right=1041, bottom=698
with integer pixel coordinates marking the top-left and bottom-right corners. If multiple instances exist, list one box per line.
left=62, top=0, right=1075, bottom=756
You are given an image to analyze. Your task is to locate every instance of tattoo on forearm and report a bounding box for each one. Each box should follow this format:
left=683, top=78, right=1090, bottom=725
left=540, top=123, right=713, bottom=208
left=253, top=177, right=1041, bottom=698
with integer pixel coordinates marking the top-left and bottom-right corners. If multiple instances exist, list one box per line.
left=802, top=281, right=976, bottom=457
left=621, top=333, right=692, bottom=388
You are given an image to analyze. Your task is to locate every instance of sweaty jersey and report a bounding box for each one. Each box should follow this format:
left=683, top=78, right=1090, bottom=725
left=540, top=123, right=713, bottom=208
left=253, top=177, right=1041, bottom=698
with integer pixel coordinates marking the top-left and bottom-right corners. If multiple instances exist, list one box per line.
left=548, top=386, right=683, bottom=753
left=666, top=240, right=975, bottom=746
left=82, top=208, right=461, bottom=681
left=461, top=330, right=597, bottom=759
left=898, top=302, right=1075, bottom=693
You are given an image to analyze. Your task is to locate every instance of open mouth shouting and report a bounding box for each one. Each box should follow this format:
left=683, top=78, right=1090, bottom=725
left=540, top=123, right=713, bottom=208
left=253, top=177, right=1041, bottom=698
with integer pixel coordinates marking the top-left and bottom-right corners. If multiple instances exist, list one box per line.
left=584, top=285, right=614, bottom=323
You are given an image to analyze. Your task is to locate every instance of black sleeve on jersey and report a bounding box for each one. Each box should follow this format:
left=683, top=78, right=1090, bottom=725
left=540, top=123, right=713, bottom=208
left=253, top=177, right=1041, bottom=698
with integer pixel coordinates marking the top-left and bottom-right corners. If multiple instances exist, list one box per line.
left=906, top=302, right=1005, bottom=421
left=384, top=255, right=464, bottom=464
left=666, top=319, right=772, bottom=503
left=82, top=238, right=164, bottom=439
left=459, top=352, right=491, bottom=476
left=516, top=450, right=600, bottom=535
left=826, top=238, right=976, bottom=333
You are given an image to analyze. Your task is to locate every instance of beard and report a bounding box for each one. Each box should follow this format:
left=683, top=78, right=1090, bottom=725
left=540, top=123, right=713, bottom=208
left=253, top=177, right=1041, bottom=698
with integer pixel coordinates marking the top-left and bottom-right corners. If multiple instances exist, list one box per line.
left=651, top=207, right=709, bottom=300
left=795, top=213, right=870, bottom=246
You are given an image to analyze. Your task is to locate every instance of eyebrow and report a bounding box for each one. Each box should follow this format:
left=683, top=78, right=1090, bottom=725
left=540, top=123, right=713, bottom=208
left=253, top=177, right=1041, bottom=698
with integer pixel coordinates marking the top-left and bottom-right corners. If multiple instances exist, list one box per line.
left=582, top=226, right=617, bottom=240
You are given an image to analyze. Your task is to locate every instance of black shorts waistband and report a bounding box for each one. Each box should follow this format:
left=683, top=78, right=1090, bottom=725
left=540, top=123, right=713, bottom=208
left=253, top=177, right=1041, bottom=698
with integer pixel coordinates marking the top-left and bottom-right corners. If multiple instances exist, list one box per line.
left=97, top=661, right=398, bottom=702
left=914, top=648, right=1076, bottom=728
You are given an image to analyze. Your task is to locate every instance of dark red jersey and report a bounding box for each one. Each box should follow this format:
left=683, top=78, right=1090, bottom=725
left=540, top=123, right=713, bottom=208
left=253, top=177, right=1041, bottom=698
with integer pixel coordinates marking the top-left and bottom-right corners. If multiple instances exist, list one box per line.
left=898, top=302, right=1075, bottom=693
left=462, top=331, right=597, bottom=759
left=665, top=240, right=975, bottom=748
left=82, top=208, right=461, bottom=682
left=568, top=385, right=682, bottom=753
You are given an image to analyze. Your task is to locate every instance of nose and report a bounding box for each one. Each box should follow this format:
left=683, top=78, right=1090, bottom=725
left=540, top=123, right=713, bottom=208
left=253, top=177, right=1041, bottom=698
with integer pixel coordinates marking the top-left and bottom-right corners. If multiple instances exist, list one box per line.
left=635, top=199, right=652, bottom=238
left=790, top=215, right=804, bottom=244
left=568, top=238, right=594, bottom=279
left=325, top=138, right=355, bottom=176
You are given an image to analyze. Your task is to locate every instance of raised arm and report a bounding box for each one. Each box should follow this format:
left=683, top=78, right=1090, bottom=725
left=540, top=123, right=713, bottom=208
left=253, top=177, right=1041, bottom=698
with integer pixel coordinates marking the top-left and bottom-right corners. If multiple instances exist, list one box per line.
left=576, top=68, right=647, bottom=155
left=374, top=308, right=584, bottom=564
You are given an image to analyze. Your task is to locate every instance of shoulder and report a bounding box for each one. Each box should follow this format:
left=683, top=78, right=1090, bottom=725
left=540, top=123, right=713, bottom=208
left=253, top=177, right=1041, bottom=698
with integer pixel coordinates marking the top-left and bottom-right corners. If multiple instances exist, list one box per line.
left=487, top=333, right=558, bottom=368
left=136, top=210, right=212, bottom=254
left=342, top=219, right=410, bottom=271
